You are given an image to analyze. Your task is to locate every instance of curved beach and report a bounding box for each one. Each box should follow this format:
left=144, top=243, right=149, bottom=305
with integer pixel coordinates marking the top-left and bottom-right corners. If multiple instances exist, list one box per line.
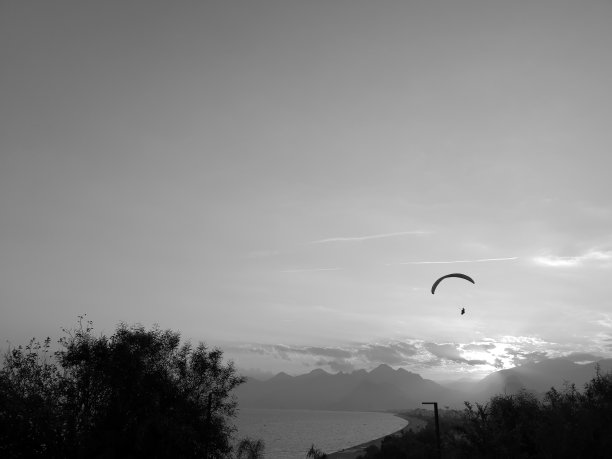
left=326, top=415, right=426, bottom=459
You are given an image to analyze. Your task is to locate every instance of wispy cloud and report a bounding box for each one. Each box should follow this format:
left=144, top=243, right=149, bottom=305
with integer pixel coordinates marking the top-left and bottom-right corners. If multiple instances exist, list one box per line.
left=533, top=250, right=612, bottom=267
left=246, top=249, right=280, bottom=258
left=595, top=314, right=612, bottom=329
left=395, top=257, right=519, bottom=265
left=533, top=256, right=580, bottom=267
left=310, top=230, right=428, bottom=244
left=280, top=267, right=342, bottom=273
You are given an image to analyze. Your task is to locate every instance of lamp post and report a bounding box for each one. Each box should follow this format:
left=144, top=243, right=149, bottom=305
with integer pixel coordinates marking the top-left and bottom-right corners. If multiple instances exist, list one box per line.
left=422, top=402, right=441, bottom=459
left=205, top=392, right=212, bottom=459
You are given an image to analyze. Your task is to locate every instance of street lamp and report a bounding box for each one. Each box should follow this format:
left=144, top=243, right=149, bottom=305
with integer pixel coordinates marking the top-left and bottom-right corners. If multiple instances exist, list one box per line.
left=422, top=402, right=441, bottom=459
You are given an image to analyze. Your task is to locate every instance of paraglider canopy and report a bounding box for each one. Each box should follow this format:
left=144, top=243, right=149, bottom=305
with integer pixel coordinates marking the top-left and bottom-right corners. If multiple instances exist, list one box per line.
left=431, top=273, right=475, bottom=294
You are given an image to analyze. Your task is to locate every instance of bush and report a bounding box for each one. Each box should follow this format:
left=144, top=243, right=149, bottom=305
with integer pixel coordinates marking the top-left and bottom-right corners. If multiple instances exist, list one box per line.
left=459, top=366, right=612, bottom=458
left=358, top=367, right=612, bottom=458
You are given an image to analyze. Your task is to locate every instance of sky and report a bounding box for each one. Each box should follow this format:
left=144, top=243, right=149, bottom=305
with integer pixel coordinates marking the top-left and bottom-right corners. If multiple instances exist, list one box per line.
left=2, top=0, right=612, bottom=381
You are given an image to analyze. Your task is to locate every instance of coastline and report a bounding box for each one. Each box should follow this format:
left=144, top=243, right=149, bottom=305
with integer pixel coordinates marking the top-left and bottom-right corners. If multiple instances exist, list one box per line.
left=326, top=414, right=426, bottom=459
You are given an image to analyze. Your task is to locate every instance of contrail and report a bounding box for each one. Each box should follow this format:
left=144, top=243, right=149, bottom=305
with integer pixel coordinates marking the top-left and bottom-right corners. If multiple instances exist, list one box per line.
left=396, top=257, right=519, bottom=265
left=310, top=230, right=428, bottom=244
left=280, top=267, right=342, bottom=273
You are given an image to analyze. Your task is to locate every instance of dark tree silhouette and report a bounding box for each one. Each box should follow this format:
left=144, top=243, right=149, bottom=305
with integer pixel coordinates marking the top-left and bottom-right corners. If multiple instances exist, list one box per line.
left=307, top=443, right=327, bottom=458
left=236, top=437, right=265, bottom=459
left=0, top=337, right=68, bottom=457
left=358, top=367, right=612, bottom=458
left=0, top=316, right=245, bottom=458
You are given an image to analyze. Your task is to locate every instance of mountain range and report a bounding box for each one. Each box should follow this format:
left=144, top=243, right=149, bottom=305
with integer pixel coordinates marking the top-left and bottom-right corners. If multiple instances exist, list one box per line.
left=235, top=358, right=612, bottom=411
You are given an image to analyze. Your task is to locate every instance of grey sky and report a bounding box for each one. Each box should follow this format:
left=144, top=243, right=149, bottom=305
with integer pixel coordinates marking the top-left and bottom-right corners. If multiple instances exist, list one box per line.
left=2, top=0, right=612, bottom=379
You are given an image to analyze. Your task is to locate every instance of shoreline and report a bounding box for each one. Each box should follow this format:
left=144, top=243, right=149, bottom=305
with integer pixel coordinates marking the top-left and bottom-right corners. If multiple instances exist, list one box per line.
left=326, top=414, right=426, bottom=459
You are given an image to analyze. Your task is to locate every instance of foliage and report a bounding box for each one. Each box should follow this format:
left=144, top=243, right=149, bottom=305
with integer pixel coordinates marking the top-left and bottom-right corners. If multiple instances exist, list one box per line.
left=358, top=366, right=612, bottom=459
left=0, top=316, right=246, bottom=458
left=459, top=367, right=612, bottom=458
left=307, top=443, right=327, bottom=458
left=461, top=390, right=542, bottom=458
left=236, top=437, right=265, bottom=459
left=0, top=337, right=69, bottom=457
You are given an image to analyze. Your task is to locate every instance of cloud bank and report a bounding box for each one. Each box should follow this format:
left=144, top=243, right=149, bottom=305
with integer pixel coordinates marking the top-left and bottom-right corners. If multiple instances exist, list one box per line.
left=229, top=335, right=597, bottom=378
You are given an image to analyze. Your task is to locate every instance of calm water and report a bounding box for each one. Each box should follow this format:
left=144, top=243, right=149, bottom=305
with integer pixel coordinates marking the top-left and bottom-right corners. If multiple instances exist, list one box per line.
left=233, top=408, right=407, bottom=459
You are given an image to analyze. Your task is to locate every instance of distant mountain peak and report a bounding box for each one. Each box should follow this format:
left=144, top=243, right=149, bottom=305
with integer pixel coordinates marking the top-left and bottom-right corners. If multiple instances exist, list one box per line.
left=236, top=363, right=467, bottom=410
left=371, top=363, right=395, bottom=373
left=306, top=368, right=330, bottom=377
left=269, top=371, right=292, bottom=381
left=235, top=357, right=612, bottom=412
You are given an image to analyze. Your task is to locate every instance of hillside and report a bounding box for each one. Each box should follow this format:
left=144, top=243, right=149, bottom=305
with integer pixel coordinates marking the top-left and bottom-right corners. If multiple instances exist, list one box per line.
left=236, top=359, right=612, bottom=411
left=236, top=364, right=467, bottom=410
left=472, top=358, right=612, bottom=398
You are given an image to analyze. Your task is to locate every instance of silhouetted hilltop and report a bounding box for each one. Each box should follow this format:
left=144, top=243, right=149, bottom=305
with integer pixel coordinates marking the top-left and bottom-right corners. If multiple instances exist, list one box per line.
left=474, top=358, right=612, bottom=398
left=236, top=364, right=465, bottom=410
left=237, top=358, right=612, bottom=411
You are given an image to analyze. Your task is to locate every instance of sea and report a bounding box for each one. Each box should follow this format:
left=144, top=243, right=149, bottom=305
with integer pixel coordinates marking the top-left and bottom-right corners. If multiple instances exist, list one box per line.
left=233, top=408, right=408, bottom=459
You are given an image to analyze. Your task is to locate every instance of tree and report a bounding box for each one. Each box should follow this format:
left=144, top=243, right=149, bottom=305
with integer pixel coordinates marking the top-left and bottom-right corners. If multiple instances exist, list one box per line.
left=236, top=437, right=265, bottom=459
left=539, top=366, right=612, bottom=457
left=355, top=368, right=612, bottom=459
left=307, top=444, right=327, bottom=458
left=460, top=390, right=542, bottom=458
left=0, top=337, right=69, bottom=457
left=458, top=368, right=612, bottom=458
left=0, top=316, right=246, bottom=458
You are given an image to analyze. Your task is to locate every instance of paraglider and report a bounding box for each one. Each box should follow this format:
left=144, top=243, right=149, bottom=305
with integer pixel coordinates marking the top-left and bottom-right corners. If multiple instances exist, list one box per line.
left=461, top=307, right=465, bottom=315
left=430, top=273, right=475, bottom=294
